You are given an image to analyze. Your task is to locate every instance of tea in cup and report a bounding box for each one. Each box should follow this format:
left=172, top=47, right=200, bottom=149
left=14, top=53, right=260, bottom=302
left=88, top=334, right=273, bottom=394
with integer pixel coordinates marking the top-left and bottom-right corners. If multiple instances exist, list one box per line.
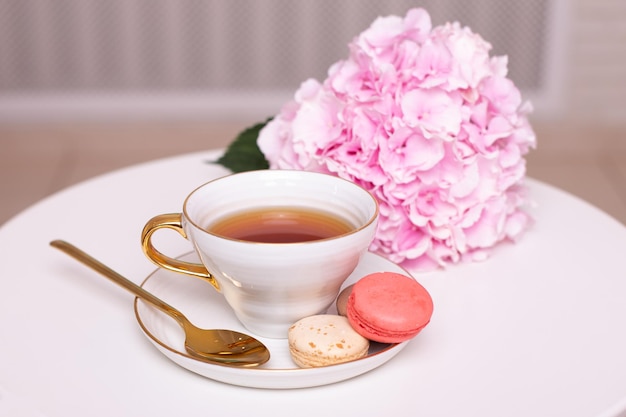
left=141, top=170, right=378, bottom=338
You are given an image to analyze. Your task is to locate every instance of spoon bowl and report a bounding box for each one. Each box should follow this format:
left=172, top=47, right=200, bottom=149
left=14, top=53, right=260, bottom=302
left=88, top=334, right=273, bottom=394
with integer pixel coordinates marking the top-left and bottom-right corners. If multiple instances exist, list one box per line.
left=50, top=240, right=270, bottom=367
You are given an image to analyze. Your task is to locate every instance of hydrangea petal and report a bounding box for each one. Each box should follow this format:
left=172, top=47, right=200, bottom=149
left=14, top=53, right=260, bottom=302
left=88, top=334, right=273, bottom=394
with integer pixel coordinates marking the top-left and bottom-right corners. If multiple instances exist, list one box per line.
left=256, top=7, right=535, bottom=272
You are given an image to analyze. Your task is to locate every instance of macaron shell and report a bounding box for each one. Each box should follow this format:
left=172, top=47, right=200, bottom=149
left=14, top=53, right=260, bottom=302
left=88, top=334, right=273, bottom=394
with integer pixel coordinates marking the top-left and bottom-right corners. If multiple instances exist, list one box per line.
left=288, top=315, right=370, bottom=368
left=347, top=272, right=433, bottom=343
left=335, top=284, right=354, bottom=316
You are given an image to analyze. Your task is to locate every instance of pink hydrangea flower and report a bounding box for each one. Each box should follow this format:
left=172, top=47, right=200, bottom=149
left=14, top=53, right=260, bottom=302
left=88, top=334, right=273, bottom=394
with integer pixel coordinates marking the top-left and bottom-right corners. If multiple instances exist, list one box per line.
left=258, top=8, right=536, bottom=272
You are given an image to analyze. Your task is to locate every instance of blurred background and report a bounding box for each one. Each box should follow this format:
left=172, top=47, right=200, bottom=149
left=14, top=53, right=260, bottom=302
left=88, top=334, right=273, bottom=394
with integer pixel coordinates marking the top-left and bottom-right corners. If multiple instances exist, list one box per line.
left=1, top=0, right=625, bottom=225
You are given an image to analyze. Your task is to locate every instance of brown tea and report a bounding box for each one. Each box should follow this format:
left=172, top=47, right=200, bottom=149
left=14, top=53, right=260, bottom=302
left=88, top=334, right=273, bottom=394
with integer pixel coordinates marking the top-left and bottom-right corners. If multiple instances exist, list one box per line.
left=207, top=207, right=354, bottom=243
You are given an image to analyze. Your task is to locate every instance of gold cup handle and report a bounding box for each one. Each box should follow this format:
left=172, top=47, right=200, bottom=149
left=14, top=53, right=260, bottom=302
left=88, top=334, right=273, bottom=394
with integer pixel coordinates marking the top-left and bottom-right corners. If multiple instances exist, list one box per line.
left=141, top=213, right=220, bottom=291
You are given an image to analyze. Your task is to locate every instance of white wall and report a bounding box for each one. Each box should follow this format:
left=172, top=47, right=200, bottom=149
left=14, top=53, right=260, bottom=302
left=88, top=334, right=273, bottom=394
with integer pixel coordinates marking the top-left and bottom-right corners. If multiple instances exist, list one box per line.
left=560, top=0, right=626, bottom=125
left=0, top=0, right=623, bottom=127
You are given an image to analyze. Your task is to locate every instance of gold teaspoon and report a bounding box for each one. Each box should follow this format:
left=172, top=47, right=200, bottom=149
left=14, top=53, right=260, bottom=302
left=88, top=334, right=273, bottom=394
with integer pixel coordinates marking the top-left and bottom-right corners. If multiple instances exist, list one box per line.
left=50, top=240, right=270, bottom=367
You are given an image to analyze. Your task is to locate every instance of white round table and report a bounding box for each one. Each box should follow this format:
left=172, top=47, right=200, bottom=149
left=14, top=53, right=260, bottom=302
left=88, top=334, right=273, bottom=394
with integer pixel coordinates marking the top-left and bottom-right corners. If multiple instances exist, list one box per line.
left=1, top=150, right=625, bottom=417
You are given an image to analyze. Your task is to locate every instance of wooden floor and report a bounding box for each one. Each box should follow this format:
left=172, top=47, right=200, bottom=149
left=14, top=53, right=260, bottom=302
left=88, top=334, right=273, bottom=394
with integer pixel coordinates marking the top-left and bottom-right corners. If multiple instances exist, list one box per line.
left=1, top=120, right=626, bottom=227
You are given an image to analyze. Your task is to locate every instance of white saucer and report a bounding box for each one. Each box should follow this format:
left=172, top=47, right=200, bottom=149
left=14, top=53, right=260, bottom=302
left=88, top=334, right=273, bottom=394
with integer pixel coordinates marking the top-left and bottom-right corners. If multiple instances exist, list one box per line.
left=134, top=252, right=411, bottom=389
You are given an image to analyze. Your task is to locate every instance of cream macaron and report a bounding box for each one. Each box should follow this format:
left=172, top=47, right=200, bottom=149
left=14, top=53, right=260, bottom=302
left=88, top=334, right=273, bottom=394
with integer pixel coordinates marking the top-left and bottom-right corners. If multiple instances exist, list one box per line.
left=288, top=315, right=370, bottom=368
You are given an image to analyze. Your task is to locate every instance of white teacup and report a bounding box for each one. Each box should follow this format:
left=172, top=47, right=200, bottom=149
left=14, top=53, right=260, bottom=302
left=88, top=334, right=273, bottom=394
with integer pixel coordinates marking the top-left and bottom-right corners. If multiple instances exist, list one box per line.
left=141, top=170, right=378, bottom=338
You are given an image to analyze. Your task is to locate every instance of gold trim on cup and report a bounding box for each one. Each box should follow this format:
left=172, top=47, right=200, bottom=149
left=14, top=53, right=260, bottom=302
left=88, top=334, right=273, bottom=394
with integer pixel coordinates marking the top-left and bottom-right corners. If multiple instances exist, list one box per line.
left=141, top=213, right=220, bottom=291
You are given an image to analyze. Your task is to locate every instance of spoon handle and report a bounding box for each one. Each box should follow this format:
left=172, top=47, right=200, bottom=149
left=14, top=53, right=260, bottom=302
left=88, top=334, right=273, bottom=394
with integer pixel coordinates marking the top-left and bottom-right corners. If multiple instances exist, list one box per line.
left=50, top=240, right=184, bottom=324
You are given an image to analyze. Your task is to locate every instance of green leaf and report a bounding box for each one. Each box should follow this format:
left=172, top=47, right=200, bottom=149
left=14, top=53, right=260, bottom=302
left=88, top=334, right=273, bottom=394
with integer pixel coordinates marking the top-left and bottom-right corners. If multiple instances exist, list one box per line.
left=212, top=118, right=271, bottom=172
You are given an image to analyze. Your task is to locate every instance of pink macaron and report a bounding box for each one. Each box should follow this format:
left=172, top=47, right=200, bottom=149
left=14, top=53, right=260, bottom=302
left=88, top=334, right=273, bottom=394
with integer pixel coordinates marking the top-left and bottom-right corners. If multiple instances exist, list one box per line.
left=346, top=272, right=433, bottom=343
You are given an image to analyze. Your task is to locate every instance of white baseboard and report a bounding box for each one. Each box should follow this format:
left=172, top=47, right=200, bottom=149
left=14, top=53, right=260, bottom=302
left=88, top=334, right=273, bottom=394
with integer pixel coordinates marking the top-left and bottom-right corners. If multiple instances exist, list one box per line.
left=0, top=87, right=564, bottom=125
left=0, top=91, right=293, bottom=124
